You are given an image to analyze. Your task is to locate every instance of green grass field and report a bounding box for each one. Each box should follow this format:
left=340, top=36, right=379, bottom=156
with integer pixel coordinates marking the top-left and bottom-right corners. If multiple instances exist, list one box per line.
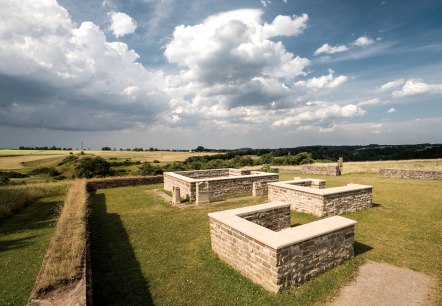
left=90, top=174, right=442, bottom=305
left=0, top=196, right=62, bottom=305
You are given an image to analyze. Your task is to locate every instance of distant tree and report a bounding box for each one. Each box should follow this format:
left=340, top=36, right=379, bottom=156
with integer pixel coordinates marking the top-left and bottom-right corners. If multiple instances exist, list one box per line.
left=102, top=146, right=112, bottom=151
left=195, top=146, right=205, bottom=152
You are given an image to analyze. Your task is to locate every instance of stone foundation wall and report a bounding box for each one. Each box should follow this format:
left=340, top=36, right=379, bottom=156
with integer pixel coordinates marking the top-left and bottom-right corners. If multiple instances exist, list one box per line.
left=268, top=180, right=372, bottom=217
left=208, top=203, right=356, bottom=293
left=163, top=173, right=193, bottom=200
left=164, top=169, right=279, bottom=201
left=276, top=226, right=354, bottom=290
left=323, top=189, right=372, bottom=216
left=379, top=168, right=442, bottom=180
left=207, top=174, right=279, bottom=199
left=268, top=185, right=324, bottom=216
left=175, top=169, right=230, bottom=179
left=299, top=165, right=341, bottom=176
left=209, top=218, right=280, bottom=292
left=87, top=175, right=163, bottom=191
left=240, top=206, right=290, bottom=231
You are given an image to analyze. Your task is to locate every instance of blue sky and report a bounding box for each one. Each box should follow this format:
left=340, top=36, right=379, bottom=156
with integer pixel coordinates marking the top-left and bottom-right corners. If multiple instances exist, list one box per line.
left=0, top=0, right=441, bottom=149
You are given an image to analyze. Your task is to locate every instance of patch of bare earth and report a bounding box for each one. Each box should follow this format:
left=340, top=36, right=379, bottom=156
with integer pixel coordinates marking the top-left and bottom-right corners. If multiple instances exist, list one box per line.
left=327, top=261, right=437, bottom=306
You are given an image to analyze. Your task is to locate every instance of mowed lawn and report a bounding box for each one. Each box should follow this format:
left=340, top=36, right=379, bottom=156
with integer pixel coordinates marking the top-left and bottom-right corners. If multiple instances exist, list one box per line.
left=0, top=197, right=62, bottom=305
left=90, top=174, right=442, bottom=305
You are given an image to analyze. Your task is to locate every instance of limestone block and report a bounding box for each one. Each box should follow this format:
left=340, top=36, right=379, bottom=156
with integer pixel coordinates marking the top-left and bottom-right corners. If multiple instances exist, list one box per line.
left=253, top=182, right=264, bottom=197
left=196, top=181, right=210, bottom=204
left=172, top=186, right=181, bottom=205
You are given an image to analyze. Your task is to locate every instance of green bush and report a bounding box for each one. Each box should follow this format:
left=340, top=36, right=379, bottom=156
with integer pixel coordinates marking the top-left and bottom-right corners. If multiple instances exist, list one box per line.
left=138, top=163, right=163, bottom=176
left=0, top=171, right=28, bottom=179
left=57, top=155, right=78, bottom=166
left=30, top=167, right=60, bottom=177
left=74, top=157, right=112, bottom=178
left=260, top=164, right=274, bottom=173
left=0, top=177, right=10, bottom=186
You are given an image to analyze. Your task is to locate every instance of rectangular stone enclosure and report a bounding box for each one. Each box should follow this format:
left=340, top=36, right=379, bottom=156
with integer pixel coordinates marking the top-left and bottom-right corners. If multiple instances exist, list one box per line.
left=268, top=178, right=372, bottom=217
left=208, top=202, right=356, bottom=292
left=164, top=169, right=279, bottom=202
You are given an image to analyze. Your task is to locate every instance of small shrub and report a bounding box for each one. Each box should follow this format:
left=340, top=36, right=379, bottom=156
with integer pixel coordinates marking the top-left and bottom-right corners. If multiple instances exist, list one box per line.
left=80, top=151, right=85, bottom=155
left=138, top=162, right=163, bottom=176
left=0, top=177, right=10, bottom=186
left=0, top=171, right=28, bottom=179
left=75, top=157, right=112, bottom=178
left=260, top=164, right=275, bottom=173
left=30, top=167, right=60, bottom=177
left=153, top=160, right=160, bottom=163
left=57, top=155, right=78, bottom=166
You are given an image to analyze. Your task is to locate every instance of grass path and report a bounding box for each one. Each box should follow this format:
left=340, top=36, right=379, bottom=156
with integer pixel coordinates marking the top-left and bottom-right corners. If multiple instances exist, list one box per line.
left=0, top=197, right=62, bottom=305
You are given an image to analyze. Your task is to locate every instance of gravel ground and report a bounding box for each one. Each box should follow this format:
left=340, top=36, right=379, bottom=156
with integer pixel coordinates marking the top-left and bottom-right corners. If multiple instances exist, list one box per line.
left=327, top=261, right=437, bottom=306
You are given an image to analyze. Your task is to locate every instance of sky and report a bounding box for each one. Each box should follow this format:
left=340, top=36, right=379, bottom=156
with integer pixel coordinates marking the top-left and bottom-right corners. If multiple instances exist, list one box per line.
left=0, top=0, right=441, bottom=150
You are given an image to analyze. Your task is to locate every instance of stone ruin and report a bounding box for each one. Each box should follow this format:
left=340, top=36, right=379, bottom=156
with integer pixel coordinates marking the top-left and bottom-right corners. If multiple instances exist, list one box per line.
left=164, top=168, right=279, bottom=203
left=208, top=202, right=356, bottom=292
left=268, top=178, right=372, bottom=217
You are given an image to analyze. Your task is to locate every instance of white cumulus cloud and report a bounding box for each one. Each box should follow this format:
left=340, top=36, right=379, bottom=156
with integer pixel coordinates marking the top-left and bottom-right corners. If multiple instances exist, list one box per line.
left=273, top=103, right=365, bottom=127
left=380, top=78, right=405, bottom=92
left=387, top=107, right=396, bottom=113
left=353, top=36, right=374, bottom=47
left=314, top=43, right=349, bottom=56
left=0, top=0, right=167, bottom=131
left=109, top=12, right=137, bottom=37
left=314, top=36, right=375, bottom=56
left=295, top=69, right=348, bottom=90
left=392, top=79, right=442, bottom=97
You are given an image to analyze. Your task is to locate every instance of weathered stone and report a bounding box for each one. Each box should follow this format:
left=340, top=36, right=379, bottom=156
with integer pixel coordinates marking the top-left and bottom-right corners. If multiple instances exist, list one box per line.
left=253, top=182, right=264, bottom=197
left=196, top=181, right=209, bottom=204
left=379, top=168, right=442, bottom=180
left=208, top=202, right=356, bottom=293
left=268, top=179, right=372, bottom=217
left=164, top=169, right=279, bottom=201
left=172, top=186, right=181, bottom=205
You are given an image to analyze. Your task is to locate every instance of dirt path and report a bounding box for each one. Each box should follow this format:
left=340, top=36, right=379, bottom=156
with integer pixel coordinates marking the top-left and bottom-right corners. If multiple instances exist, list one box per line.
left=327, top=261, right=436, bottom=306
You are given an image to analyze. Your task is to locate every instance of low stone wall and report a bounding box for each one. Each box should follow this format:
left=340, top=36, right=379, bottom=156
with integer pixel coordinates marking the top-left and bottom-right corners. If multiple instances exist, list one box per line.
left=240, top=205, right=290, bottom=231
left=163, top=172, right=194, bottom=200
left=164, top=169, right=279, bottom=201
left=379, top=168, right=442, bottom=180
left=299, top=165, right=341, bottom=176
left=209, top=202, right=356, bottom=292
left=206, top=174, right=279, bottom=199
left=87, top=175, right=163, bottom=191
left=175, top=169, right=229, bottom=179
left=268, top=179, right=372, bottom=217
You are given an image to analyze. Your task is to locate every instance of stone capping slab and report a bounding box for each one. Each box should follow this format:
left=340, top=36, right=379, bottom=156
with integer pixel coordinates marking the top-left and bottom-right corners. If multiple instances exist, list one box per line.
left=164, top=169, right=278, bottom=183
left=268, top=180, right=372, bottom=196
left=208, top=202, right=356, bottom=250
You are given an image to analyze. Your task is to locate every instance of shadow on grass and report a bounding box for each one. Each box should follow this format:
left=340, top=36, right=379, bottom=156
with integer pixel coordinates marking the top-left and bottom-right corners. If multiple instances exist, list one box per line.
left=0, top=235, right=42, bottom=252
left=90, top=192, right=154, bottom=306
left=372, top=203, right=382, bottom=208
left=354, top=241, right=373, bottom=256
left=0, top=198, right=60, bottom=252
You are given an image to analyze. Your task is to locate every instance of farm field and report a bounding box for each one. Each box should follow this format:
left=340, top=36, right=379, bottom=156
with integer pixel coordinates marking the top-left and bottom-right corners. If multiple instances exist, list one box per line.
left=0, top=149, right=218, bottom=169
left=0, top=149, right=220, bottom=184
left=90, top=174, right=441, bottom=305
left=277, top=159, right=442, bottom=174
left=0, top=196, right=62, bottom=305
